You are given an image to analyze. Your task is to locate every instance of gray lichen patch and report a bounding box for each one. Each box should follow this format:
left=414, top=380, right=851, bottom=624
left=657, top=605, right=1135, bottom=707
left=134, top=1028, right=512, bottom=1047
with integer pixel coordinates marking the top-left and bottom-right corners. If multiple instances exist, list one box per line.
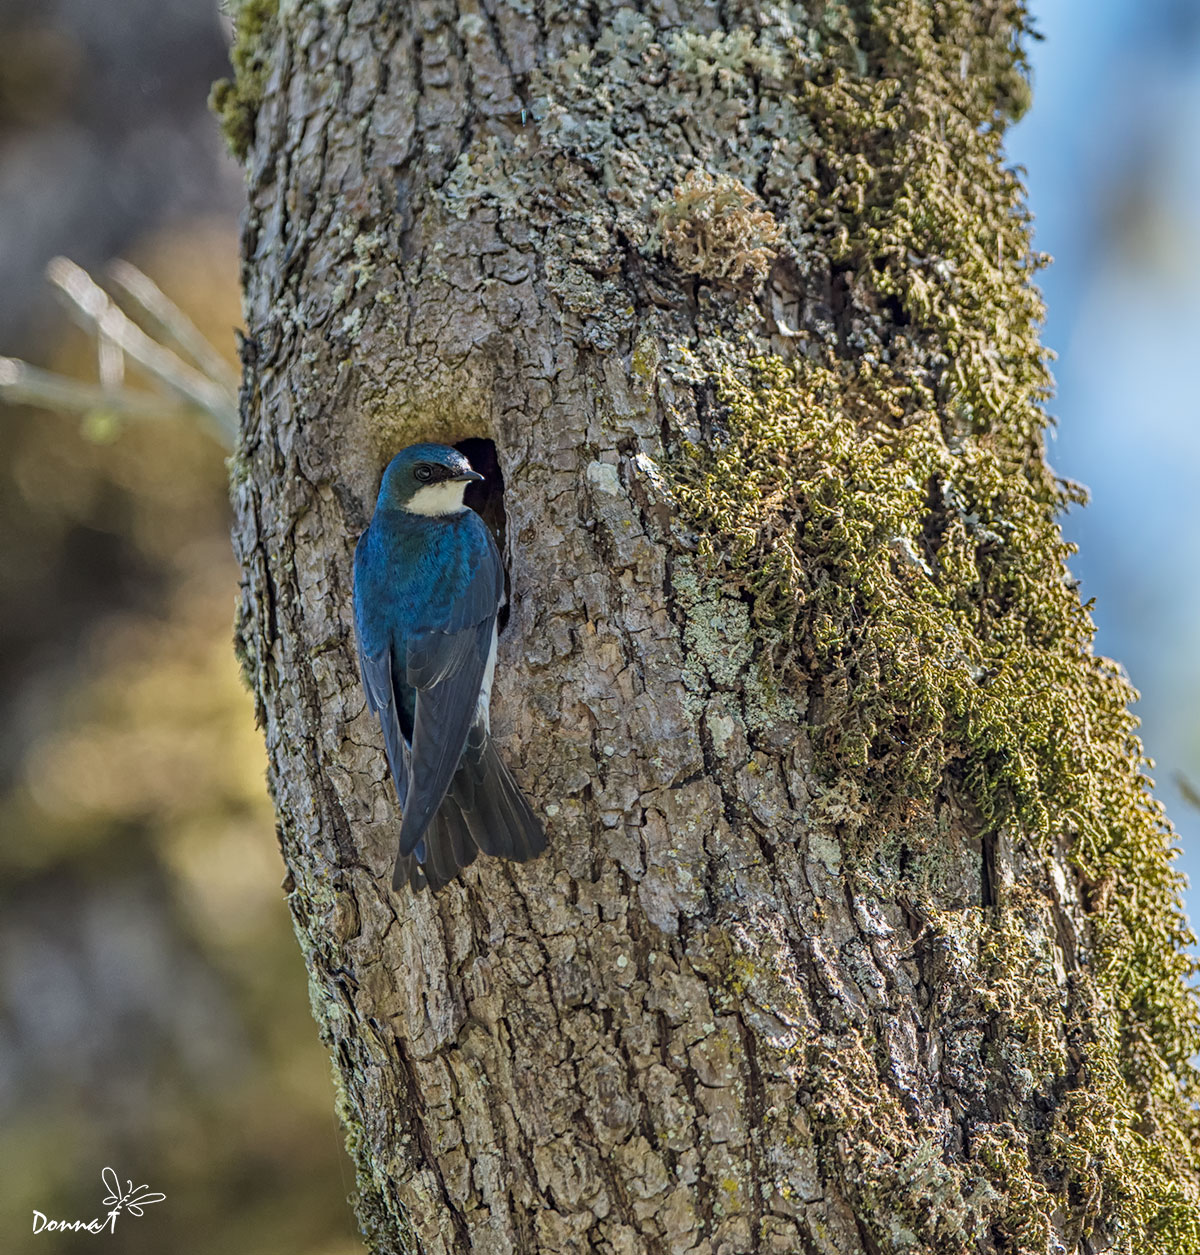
left=670, top=556, right=802, bottom=736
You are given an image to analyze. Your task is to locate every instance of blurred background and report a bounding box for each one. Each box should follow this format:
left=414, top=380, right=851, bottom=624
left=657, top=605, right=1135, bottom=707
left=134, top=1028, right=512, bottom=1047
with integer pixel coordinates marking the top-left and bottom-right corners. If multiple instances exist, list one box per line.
left=0, top=1, right=360, bottom=1252
left=1007, top=0, right=1200, bottom=904
left=0, top=1, right=1194, bottom=1252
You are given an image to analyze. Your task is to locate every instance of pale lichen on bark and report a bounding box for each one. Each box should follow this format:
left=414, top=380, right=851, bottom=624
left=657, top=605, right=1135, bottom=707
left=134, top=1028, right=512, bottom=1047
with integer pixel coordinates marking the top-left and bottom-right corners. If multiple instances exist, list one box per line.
left=227, top=1, right=1200, bottom=1252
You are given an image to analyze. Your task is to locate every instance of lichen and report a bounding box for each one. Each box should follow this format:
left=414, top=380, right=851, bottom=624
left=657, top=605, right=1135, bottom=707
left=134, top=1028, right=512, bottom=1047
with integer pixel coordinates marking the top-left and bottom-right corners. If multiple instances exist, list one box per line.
left=657, top=170, right=784, bottom=287
left=670, top=555, right=800, bottom=731
left=209, top=0, right=279, bottom=162
left=668, top=27, right=786, bottom=88
left=663, top=0, right=1200, bottom=1249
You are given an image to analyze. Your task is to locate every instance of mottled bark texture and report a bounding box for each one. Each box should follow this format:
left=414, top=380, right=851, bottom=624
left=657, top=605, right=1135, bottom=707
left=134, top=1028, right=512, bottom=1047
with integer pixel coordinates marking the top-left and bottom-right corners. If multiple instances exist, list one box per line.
left=227, top=1, right=1200, bottom=1253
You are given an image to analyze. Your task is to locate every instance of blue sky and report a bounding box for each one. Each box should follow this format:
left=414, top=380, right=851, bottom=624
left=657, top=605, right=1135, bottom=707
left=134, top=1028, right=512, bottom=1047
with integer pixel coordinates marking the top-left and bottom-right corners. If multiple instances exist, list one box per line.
left=1009, top=0, right=1200, bottom=913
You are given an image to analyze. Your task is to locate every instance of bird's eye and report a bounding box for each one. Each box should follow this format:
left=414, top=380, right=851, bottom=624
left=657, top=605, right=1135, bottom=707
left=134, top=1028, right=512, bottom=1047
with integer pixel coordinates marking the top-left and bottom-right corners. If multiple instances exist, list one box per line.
left=415, top=465, right=433, bottom=482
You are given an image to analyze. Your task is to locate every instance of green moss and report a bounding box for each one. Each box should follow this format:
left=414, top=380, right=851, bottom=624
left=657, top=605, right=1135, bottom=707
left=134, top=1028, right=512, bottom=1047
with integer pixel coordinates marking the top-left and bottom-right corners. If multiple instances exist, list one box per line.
left=724, top=923, right=994, bottom=1251
left=209, top=0, right=279, bottom=162
left=631, top=332, right=660, bottom=382
left=668, top=0, right=1200, bottom=1249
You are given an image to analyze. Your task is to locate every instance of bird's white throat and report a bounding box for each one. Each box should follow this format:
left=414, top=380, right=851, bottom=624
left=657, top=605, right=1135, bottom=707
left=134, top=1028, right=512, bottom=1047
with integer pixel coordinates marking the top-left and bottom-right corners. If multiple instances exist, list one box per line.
left=404, top=481, right=470, bottom=517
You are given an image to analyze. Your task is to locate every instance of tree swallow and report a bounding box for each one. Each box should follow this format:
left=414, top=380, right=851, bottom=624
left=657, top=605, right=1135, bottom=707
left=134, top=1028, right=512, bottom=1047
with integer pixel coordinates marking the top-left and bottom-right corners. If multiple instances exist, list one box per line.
left=353, top=443, right=546, bottom=891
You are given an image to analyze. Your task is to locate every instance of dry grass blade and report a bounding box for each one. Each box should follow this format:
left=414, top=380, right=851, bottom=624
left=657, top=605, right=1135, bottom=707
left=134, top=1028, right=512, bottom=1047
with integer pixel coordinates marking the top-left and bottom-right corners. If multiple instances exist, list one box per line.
left=46, top=256, right=238, bottom=446
left=107, top=259, right=241, bottom=395
left=0, top=356, right=194, bottom=422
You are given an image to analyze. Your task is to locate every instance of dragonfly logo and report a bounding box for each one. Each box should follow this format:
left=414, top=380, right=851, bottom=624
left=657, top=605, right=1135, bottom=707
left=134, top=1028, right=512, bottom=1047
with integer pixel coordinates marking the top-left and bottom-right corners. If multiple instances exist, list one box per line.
left=31, top=1167, right=165, bottom=1235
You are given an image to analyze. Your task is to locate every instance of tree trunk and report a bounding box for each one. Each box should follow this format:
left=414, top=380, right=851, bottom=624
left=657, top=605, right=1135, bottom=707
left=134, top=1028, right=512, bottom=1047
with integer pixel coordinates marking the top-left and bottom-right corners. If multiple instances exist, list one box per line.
left=225, top=1, right=1200, bottom=1252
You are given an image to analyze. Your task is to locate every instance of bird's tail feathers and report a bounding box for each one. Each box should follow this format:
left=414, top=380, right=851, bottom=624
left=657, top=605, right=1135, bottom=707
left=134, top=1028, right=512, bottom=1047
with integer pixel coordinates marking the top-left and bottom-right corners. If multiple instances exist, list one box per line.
left=392, top=851, right=424, bottom=893
left=451, top=737, right=546, bottom=864
left=392, top=802, right=479, bottom=892
left=393, top=733, right=545, bottom=892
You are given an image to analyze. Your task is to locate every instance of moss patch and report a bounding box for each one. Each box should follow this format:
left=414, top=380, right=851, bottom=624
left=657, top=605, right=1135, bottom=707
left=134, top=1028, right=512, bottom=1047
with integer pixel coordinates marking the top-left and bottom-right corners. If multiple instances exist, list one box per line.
left=209, top=0, right=279, bottom=162
left=667, top=0, right=1200, bottom=1249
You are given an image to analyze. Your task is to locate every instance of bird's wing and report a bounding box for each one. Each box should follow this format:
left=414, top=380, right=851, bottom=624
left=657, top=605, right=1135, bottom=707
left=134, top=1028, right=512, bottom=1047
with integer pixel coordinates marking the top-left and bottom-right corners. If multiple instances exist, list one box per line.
left=354, top=623, right=411, bottom=808
left=396, top=526, right=504, bottom=857
left=397, top=616, right=494, bottom=855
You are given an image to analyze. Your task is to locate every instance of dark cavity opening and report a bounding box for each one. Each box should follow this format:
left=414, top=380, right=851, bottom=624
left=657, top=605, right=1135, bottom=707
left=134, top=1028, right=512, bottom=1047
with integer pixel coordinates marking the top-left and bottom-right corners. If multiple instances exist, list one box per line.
left=454, top=437, right=510, bottom=633
left=980, top=828, right=997, bottom=909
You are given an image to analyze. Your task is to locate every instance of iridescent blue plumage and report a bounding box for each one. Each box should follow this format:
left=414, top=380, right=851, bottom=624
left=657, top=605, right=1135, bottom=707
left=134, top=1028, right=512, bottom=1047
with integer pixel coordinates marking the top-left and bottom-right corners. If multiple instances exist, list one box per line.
left=353, top=443, right=546, bottom=891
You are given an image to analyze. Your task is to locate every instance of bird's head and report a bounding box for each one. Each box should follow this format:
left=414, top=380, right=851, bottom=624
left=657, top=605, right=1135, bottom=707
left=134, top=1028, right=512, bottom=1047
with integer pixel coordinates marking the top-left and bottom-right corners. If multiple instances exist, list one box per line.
left=377, top=443, right=484, bottom=517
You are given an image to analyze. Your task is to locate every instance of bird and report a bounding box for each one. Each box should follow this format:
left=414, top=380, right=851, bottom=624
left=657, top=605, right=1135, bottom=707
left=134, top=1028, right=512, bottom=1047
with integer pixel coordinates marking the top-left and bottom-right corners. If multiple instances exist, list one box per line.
left=352, top=442, right=546, bottom=891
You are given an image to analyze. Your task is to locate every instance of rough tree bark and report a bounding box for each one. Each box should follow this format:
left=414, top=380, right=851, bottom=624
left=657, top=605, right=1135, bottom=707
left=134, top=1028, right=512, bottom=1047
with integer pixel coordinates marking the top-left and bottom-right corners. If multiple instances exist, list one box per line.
left=222, top=1, right=1200, bottom=1253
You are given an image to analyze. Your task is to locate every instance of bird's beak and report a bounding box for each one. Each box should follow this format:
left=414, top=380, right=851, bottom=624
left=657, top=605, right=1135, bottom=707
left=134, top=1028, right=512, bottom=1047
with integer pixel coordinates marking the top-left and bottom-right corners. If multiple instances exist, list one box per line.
left=454, top=469, right=485, bottom=483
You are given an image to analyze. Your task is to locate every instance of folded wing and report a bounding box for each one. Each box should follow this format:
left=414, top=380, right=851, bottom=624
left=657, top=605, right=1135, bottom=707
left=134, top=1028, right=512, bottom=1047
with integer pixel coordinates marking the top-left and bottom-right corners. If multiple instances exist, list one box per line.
left=356, top=627, right=410, bottom=810
left=397, top=617, right=495, bottom=858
